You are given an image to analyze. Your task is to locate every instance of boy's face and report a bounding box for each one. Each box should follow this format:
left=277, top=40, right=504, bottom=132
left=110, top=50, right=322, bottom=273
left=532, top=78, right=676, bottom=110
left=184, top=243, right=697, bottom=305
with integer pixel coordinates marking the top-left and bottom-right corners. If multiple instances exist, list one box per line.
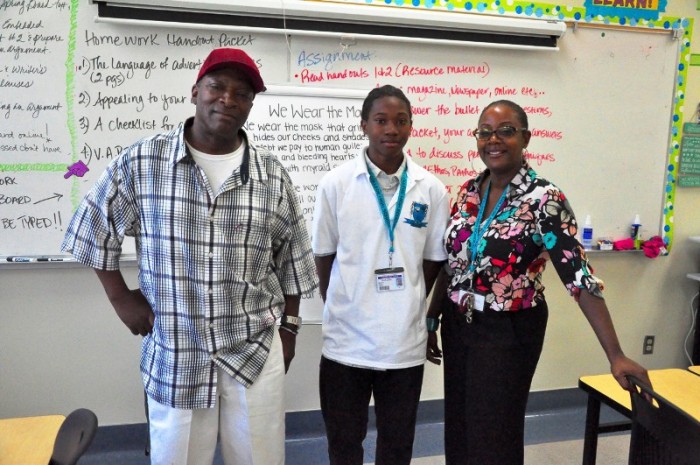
left=361, top=96, right=412, bottom=167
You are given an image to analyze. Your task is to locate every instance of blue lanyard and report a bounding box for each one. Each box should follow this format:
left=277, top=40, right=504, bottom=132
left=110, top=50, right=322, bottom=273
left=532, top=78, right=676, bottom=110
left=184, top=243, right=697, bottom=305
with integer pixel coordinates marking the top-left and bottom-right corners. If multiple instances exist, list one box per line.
left=467, top=181, right=510, bottom=277
left=366, top=162, right=408, bottom=266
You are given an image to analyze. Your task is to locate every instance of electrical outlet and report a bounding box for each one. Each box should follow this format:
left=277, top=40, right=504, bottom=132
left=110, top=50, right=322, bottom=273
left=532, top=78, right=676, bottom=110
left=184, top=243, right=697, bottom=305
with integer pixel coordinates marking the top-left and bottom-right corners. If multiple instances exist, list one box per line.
left=643, top=335, right=655, bottom=355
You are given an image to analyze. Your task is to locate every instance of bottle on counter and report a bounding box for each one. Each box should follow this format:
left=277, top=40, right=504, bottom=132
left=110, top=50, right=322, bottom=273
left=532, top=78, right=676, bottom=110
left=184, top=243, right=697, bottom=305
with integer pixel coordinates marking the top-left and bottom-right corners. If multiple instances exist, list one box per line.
left=582, top=215, right=594, bottom=250
left=631, top=214, right=642, bottom=249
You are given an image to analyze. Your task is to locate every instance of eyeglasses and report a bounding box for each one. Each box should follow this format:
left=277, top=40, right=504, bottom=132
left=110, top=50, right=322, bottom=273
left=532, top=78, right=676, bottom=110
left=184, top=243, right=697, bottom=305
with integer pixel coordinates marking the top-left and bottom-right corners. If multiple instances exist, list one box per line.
left=473, top=126, right=527, bottom=140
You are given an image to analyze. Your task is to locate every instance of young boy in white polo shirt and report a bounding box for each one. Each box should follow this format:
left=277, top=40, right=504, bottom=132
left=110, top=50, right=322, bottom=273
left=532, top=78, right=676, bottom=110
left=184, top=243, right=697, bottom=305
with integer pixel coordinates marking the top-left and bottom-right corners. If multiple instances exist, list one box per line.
left=311, top=85, right=450, bottom=465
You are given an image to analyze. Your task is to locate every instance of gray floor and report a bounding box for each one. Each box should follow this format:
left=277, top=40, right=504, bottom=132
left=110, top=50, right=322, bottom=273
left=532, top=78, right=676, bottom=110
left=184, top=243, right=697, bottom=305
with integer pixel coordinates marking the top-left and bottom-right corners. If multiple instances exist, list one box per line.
left=394, top=434, right=631, bottom=465
left=78, top=402, right=629, bottom=464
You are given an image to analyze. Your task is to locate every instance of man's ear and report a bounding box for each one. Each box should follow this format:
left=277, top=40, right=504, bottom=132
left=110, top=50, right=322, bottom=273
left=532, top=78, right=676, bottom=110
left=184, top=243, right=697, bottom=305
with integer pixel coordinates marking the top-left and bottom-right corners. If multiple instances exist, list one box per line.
left=191, top=83, right=199, bottom=104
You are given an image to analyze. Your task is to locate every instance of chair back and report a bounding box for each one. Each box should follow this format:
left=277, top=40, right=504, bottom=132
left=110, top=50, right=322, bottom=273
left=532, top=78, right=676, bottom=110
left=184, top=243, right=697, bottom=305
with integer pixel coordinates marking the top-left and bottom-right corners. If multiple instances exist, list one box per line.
left=627, top=375, right=700, bottom=465
left=48, top=408, right=98, bottom=465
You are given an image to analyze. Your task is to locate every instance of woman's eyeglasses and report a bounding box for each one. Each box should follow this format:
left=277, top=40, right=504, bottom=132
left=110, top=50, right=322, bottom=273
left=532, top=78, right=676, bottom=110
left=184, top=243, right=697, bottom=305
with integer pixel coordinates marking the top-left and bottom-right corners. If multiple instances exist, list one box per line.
left=473, top=126, right=527, bottom=140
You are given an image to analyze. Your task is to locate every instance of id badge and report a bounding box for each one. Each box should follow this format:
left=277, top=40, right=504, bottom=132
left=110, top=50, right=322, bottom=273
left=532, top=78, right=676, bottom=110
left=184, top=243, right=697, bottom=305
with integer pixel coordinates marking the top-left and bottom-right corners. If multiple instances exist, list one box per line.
left=375, top=267, right=405, bottom=292
left=457, top=289, right=485, bottom=311
left=457, top=288, right=485, bottom=323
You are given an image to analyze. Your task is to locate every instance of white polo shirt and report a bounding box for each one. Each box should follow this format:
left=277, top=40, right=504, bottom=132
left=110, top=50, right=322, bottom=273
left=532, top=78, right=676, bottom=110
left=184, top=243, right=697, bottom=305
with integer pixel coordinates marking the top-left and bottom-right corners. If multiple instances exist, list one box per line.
left=312, top=148, right=450, bottom=369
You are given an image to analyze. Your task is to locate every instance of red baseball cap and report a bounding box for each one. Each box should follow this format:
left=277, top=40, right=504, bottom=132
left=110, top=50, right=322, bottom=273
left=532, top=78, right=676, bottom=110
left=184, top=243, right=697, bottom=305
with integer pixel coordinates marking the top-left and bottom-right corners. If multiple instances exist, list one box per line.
left=196, top=48, right=266, bottom=93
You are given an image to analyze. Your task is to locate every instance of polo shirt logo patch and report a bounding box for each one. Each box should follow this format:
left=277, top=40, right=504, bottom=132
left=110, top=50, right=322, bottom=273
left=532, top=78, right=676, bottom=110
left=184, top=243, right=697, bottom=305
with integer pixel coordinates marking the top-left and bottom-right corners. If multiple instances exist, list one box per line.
left=404, top=202, right=428, bottom=228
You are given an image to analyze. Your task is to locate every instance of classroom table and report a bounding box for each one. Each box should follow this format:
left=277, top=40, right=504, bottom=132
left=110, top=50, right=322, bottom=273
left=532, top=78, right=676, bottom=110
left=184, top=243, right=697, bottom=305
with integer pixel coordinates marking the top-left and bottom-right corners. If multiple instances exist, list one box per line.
left=0, top=414, right=64, bottom=465
left=578, top=368, right=700, bottom=465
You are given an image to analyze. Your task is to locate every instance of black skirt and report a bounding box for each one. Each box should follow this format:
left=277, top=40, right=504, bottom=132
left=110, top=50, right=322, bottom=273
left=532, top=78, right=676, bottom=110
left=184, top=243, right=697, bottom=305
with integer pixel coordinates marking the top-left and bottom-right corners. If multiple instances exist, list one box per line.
left=441, top=300, right=549, bottom=465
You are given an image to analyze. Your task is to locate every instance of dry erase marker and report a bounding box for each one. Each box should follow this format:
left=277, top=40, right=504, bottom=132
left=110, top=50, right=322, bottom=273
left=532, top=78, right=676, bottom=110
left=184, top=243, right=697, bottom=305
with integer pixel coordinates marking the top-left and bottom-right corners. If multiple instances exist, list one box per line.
left=36, top=257, right=77, bottom=262
left=5, top=257, right=37, bottom=262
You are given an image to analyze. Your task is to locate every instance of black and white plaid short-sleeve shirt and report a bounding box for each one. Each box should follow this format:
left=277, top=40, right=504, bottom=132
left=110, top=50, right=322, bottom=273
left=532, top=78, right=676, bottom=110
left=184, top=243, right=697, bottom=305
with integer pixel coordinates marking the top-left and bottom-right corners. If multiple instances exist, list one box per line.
left=62, top=119, right=318, bottom=408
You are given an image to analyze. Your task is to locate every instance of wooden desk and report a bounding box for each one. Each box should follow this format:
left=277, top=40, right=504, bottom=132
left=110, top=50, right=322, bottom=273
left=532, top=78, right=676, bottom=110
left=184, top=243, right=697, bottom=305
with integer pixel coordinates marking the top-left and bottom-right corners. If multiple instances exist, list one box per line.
left=0, top=415, right=64, bottom=465
left=578, top=368, right=700, bottom=465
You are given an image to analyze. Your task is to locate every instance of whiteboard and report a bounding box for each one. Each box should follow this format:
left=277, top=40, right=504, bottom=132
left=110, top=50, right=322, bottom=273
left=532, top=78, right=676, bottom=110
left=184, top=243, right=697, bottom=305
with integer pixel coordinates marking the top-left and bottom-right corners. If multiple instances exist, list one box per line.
left=0, top=1, right=686, bottom=321
left=246, top=86, right=365, bottom=233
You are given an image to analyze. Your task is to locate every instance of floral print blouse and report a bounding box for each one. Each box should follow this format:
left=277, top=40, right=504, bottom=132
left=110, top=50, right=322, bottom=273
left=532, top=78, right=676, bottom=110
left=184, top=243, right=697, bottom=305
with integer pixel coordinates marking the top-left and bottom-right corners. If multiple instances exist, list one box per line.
left=445, top=162, right=604, bottom=312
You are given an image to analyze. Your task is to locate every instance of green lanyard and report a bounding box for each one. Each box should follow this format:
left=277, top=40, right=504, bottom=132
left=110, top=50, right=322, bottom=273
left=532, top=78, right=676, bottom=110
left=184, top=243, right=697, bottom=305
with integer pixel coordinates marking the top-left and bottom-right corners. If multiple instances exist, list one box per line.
left=366, top=162, right=408, bottom=268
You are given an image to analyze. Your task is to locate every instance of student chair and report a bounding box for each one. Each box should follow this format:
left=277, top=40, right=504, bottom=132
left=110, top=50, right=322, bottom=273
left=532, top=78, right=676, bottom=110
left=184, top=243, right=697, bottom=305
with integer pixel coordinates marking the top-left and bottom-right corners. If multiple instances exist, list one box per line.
left=48, top=408, right=98, bottom=465
left=627, top=375, right=700, bottom=465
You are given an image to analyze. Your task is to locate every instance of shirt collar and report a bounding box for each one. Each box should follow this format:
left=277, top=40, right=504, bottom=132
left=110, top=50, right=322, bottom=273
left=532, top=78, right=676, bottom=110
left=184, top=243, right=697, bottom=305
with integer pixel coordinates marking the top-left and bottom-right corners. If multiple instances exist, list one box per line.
left=177, top=118, right=264, bottom=185
left=364, top=150, right=407, bottom=179
left=351, top=147, right=428, bottom=193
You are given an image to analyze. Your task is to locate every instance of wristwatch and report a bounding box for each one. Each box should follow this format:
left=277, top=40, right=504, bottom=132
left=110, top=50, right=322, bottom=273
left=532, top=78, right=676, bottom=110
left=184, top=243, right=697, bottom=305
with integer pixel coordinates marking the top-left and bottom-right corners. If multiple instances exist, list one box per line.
left=281, top=314, right=302, bottom=330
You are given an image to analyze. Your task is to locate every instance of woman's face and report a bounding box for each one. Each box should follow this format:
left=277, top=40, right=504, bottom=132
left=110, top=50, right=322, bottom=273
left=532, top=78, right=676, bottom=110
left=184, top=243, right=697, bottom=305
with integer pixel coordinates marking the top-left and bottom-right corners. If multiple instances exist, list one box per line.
left=476, top=104, right=531, bottom=178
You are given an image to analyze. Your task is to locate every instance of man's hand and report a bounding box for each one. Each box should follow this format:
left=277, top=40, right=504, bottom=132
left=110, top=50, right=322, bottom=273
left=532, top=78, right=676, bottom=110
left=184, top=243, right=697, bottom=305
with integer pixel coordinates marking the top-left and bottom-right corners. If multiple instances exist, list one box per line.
left=94, top=269, right=155, bottom=336
left=111, top=288, right=155, bottom=336
left=278, top=328, right=297, bottom=373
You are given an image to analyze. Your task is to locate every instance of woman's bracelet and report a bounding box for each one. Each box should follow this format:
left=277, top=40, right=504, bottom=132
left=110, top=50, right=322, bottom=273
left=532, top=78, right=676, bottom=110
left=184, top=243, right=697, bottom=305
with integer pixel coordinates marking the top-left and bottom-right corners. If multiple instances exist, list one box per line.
left=426, top=317, right=440, bottom=332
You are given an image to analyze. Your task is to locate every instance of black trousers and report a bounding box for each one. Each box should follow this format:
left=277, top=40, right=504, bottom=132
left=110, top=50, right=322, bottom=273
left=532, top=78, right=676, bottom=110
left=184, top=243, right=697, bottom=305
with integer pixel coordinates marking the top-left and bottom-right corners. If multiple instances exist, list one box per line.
left=441, top=301, right=548, bottom=465
left=319, top=356, right=425, bottom=465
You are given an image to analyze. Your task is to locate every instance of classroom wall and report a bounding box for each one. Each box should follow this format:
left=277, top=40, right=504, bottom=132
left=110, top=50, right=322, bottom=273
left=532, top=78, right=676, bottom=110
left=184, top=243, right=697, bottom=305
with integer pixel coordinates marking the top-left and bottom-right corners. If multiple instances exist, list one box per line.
left=1, top=1, right=700, bottom=426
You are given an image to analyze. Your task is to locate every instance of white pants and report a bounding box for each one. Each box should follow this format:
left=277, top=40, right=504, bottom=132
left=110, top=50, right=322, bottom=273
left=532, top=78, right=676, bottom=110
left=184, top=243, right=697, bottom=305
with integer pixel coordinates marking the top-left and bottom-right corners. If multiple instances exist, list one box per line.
left=147, top=332, right=285, bottom=465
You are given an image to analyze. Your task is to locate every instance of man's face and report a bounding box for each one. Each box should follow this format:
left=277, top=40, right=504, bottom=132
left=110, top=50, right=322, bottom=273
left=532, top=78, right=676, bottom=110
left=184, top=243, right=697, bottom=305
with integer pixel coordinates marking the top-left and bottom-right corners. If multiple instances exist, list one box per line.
left=191, top=67, right=255, bottom=138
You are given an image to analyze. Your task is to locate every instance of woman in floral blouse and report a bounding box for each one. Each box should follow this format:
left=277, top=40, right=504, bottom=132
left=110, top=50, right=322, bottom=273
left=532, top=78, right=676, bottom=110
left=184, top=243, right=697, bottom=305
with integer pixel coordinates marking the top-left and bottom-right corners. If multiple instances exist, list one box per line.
left=425, top=100, right=650, bottom=465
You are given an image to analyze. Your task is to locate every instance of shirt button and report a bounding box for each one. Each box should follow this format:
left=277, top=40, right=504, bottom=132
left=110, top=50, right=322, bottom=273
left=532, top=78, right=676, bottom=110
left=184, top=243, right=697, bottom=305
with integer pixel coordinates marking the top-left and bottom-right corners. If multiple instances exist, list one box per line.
left=208, top=252, right=214, bottom=259
left=208, top=288, right=213, bottom=295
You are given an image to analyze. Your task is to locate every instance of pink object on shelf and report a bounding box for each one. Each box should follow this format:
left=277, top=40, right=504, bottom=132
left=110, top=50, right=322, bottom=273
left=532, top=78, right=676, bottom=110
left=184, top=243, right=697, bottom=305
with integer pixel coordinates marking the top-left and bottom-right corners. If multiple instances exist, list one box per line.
left=613, top=238, right=635, bottom=251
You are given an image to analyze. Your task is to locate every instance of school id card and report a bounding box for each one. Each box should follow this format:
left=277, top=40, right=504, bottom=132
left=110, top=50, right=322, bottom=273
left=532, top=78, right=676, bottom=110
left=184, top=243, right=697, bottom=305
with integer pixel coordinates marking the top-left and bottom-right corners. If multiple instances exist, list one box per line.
left=374, top=267, right=405, bottom=292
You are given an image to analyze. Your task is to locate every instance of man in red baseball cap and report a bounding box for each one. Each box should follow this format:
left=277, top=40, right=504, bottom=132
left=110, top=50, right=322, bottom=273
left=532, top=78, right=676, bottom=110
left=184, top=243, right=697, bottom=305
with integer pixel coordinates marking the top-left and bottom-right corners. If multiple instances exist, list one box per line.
left=62, top=47, right=317, bottom=465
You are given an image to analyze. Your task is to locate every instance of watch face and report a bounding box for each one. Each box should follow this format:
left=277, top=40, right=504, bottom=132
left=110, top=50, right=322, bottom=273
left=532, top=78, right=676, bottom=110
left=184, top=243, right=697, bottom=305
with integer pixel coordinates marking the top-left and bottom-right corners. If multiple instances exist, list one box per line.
left=283, top=314, right=302, bottom=326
